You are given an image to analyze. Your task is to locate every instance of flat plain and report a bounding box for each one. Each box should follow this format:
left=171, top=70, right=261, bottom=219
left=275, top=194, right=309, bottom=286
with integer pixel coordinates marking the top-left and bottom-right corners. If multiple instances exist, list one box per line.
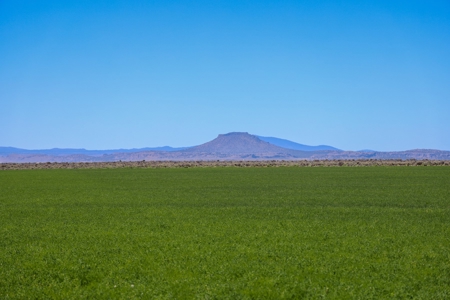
left=1, top=166, right=449, bottom=299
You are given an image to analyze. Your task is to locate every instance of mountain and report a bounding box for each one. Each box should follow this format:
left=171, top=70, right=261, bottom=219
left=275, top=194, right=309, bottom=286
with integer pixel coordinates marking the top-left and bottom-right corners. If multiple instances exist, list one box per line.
left=1, top=132, right=449, bottom=163
left=256, top=136, right=341, bottom=151
left=0, top=134, right=335, bottom=156
left=184, top=132, right=295, bottom=154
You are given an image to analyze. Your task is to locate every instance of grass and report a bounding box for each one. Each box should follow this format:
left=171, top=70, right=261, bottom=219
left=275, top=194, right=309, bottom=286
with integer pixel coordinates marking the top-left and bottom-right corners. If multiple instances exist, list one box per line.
left=0, top=166, right=449, bottom=299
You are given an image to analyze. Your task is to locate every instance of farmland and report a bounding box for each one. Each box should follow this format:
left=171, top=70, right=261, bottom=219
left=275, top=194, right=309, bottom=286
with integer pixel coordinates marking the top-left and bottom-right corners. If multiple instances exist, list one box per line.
left=1, top=166, right=449, bottom=298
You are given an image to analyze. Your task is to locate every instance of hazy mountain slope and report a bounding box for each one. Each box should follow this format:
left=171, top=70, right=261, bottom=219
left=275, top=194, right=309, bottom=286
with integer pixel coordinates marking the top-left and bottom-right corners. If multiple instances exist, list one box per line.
left=256, top=136, right=341, bottom=151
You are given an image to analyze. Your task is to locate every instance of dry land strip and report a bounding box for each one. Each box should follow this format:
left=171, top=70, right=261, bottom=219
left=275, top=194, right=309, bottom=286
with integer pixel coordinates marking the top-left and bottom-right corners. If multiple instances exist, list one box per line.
left=1, top=159, right=449, bottom=170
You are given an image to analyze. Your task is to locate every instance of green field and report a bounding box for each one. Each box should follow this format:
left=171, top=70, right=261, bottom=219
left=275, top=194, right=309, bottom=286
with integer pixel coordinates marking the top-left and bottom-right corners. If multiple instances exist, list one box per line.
left=1, top=167, right=449, bottom=299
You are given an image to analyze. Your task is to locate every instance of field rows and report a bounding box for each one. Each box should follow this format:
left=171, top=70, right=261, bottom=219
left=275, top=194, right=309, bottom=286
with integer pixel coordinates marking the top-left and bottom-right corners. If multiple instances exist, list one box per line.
left=1, top=167, right=449, bottom=298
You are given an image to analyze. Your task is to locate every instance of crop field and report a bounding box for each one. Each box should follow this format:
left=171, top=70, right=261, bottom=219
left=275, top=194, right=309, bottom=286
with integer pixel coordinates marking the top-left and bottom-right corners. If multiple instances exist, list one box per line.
left=1, top=166, right=449, bottom=299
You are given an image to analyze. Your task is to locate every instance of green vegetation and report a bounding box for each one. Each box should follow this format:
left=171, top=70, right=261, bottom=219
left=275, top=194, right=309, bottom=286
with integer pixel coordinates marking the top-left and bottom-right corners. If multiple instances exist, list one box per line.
left=1, top=167, right=449, bottom=299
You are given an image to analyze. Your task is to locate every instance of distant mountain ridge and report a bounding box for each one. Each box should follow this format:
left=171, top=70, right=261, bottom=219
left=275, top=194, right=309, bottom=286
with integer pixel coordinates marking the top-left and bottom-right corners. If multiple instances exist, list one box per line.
left=1, top=132, right=449, bottom=162
left=0, top=146, right=188, bottom=156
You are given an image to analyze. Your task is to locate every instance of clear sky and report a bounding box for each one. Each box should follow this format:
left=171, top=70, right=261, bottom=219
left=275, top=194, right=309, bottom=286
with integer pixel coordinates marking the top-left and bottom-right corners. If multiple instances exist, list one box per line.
left=1, top=0, right=449, bottom=151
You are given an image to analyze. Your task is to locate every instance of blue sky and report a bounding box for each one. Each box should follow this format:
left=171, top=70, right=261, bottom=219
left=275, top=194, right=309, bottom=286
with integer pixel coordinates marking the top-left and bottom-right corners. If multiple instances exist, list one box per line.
left=1, top=0, right=449, bottom=151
